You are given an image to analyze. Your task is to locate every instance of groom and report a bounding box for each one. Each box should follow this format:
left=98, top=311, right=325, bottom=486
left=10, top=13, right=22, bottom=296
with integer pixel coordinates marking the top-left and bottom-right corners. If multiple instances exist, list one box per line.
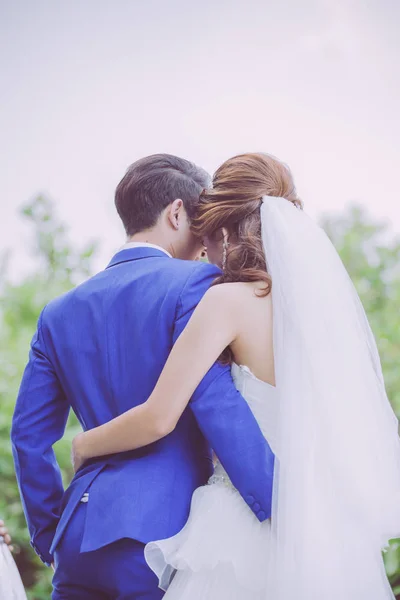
left=11, top=154, right=275, bottom=599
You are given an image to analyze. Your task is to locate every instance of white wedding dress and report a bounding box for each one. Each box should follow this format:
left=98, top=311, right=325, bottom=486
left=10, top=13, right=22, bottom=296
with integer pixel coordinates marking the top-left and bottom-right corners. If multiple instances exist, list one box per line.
left=147, top=196, right=400, bottom=599
left=0, top=542, right=27, bottom=600
left=145, top=362, right=277, bottom=599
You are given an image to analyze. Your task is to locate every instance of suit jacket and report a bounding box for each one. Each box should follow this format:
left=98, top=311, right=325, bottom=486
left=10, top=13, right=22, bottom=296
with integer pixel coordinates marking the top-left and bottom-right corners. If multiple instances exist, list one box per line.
left=11, top=247, right=275, bottom=565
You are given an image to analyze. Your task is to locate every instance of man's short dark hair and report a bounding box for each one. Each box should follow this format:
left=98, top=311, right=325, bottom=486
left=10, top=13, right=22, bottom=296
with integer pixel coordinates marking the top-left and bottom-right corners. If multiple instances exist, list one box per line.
left=115, top=154, right=210, bottom=236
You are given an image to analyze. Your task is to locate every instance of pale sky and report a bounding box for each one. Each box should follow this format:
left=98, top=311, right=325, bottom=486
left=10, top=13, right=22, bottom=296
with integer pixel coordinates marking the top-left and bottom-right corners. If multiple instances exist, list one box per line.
left=1, top=0, right=399, bottom=279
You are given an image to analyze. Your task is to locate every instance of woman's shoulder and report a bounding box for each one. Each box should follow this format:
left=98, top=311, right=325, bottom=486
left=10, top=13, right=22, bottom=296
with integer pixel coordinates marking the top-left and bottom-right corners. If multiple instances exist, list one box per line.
left=202, top=281, right=270, bottom=310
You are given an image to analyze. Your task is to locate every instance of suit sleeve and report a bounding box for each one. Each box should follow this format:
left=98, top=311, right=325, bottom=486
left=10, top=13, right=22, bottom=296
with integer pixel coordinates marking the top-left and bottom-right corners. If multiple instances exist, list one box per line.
left=11, top=309, right=70, bottom=565
left=173, top=263, right=275, bottom=521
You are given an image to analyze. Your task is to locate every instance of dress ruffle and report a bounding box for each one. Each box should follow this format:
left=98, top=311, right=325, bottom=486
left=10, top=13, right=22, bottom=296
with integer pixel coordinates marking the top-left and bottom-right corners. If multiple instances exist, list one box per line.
left=145, top=482, right=271, bottom=596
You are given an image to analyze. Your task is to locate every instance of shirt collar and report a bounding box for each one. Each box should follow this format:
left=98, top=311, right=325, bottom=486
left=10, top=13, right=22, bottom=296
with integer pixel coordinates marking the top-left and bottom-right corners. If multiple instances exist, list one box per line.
left=121, top=241, right=172, bottom=258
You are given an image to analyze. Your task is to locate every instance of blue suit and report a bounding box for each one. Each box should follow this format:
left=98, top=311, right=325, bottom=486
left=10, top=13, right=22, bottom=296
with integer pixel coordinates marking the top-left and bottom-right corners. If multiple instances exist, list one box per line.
left=12, top=247, right=275, bottom=599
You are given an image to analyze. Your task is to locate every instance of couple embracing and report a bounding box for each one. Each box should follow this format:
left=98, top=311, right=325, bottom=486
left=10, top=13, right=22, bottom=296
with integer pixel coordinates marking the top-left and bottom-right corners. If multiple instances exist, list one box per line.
left=12, top=152, right=400, bottom=599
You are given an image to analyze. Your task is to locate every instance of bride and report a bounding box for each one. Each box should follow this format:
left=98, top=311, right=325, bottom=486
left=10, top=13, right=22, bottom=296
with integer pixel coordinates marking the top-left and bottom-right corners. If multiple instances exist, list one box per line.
left=72, top=152, right=400, bottom=598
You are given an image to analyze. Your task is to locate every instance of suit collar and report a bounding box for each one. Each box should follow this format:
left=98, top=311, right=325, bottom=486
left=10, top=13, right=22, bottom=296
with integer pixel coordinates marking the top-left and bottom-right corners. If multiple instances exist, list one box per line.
left=106, top=247, right=171, bottom=269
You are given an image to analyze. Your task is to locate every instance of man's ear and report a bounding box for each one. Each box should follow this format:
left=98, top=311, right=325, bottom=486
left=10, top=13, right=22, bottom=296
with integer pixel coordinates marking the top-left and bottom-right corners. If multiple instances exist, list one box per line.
left=167, top=199, right=184, bottom=230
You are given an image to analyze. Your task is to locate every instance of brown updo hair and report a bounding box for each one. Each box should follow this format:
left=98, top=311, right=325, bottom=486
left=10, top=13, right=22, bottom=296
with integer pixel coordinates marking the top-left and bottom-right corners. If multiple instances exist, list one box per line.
left=192, top=152, right=302, bottom=294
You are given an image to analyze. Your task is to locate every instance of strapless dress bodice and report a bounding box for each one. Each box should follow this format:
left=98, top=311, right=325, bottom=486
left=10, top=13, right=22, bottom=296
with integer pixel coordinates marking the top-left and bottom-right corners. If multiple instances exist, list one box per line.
left=209, top=363, right=278, bottom=488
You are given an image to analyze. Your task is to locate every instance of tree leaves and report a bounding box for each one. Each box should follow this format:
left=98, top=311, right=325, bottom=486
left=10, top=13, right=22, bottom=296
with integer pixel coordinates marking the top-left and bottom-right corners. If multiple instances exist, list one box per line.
left=0, top=195, right=97, bottom=599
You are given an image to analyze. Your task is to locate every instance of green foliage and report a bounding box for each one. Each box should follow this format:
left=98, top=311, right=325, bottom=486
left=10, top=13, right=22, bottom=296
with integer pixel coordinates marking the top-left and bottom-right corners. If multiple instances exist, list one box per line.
left=1, top=198, right=400, bottom=596
left=0, top=196, right=97, bottom=598
left=322, top=206, right=400, bottom=417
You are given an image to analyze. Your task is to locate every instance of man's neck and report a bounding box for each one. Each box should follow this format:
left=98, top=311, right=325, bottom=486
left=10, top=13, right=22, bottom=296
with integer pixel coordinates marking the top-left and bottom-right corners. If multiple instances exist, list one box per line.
left=126, top=232, right=173, bottom=256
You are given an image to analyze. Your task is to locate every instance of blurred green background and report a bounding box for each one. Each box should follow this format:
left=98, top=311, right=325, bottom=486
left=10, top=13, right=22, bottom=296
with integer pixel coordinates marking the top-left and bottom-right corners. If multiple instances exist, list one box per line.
left=1, top=196, right=400, bottom=598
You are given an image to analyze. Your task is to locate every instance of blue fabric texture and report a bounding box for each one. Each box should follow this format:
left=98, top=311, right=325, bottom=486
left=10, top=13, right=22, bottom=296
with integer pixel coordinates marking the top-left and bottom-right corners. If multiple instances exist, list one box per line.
left=52, top=501, right=164, bottom=599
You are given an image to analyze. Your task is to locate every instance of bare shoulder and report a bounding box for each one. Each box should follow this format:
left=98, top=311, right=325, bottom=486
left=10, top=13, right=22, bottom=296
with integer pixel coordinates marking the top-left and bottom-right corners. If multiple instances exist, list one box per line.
left=190, top=281, right=271, bottom=350
left=202, top=281, right=270, bottom=312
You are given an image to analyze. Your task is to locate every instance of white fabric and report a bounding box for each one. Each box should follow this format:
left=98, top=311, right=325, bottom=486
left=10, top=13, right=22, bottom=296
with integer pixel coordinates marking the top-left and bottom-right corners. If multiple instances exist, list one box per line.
left=121, top=242, right=172, bottom=257
left=261, top=196, right=400, bottom=599
left=145, top=363, right=277, bottom=598
left=145, top=196, right=400, bottom=599
left=0, top=543, right=27, bottom=600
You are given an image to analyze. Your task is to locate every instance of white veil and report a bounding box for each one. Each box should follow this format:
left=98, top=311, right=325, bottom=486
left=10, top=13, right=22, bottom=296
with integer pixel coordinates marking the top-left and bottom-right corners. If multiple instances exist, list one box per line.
left=261, top=197, right=400, bottom=598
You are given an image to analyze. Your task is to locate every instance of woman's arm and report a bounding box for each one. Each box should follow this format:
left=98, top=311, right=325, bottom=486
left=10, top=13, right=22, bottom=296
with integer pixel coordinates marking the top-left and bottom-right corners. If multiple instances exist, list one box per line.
left=72, top=285, right=238, bottom=471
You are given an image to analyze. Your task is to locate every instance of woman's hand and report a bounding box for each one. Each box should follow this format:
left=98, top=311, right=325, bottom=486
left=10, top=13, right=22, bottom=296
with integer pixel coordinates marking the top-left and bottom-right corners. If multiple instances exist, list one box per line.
left=71, top=432, right=87, bottom=473
left=0, top=520, right=14, bottom=552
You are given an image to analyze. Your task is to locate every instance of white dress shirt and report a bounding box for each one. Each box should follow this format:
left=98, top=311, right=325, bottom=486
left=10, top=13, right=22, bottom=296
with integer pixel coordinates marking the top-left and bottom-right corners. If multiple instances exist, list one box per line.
left=121, top=241, right=172, bottom=258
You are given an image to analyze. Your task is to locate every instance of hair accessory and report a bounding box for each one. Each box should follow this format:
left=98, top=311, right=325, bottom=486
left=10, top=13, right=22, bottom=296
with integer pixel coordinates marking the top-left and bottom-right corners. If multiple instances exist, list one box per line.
left=222, top=237, right=230, bottom=271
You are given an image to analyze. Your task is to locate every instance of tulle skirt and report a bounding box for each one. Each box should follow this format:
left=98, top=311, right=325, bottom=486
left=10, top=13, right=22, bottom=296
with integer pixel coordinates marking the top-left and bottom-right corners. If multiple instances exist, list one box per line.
left=145, top=482, right=271, bottom=600
left=145, top=480, right=396, bottom=599
left=0, top=543, right=27, bottom=600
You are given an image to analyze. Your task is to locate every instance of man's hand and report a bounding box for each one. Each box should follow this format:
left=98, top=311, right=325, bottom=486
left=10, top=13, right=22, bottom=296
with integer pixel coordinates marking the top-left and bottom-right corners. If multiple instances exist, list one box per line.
left=0, top=520, right=14, bottom=552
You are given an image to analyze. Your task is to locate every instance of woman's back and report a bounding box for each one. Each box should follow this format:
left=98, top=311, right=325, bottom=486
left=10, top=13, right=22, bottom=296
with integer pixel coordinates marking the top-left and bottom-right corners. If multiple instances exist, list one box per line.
left=218, top=281, right=275, bottom=387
